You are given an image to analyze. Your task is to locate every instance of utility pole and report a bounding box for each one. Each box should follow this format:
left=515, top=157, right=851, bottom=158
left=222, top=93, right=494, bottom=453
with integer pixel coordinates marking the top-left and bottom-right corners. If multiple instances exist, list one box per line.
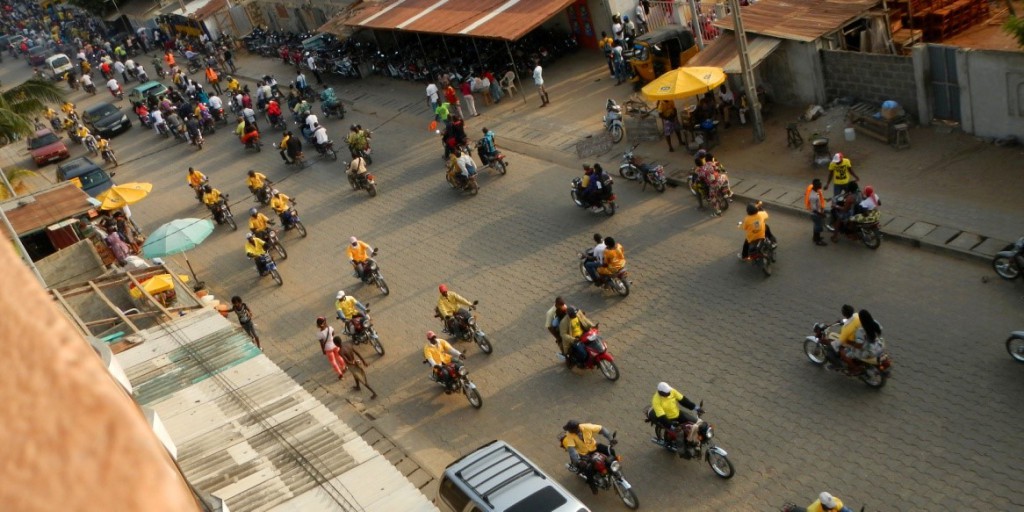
left=729, top=0, right=764, bottom=142
left=688, top=0, right=705, bottom=50
left=0, top=170, right=46, bottom=287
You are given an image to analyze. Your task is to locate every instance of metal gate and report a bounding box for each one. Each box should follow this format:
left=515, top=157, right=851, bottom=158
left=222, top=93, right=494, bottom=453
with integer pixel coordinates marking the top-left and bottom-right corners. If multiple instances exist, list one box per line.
left=928, top=45, right=960, bottom=122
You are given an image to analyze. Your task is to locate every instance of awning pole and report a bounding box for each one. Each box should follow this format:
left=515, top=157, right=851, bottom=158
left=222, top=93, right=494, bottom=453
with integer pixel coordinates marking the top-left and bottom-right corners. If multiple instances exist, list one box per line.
left=442, top=35, right=452, bottom=61
left=392, top=30, right=400, bottom=50
left=505, top=41, right=528, bottom=106
left=471, top=37, right=483, bottom=73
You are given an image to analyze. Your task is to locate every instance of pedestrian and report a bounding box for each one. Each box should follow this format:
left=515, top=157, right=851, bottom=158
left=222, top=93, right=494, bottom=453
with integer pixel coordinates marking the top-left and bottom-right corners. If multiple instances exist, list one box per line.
left=599, top=31, right=615, bottom=77
left=533, top=58, right=549, bottom=107
left=545, top=297, right=568, bottom=356
left=206, top=65, right=222, bottom=95
left=612, top=42, right=627, bottom=85
left=475, top=74, right=492, bottom=106
left=634, top=3, right=648, bottom=35
left=824, top=152, right=859, bottom=196
left=223, top=46, right=236, bottom=73
left=444, top=82, right=462, bottom=119
left=306, top=53, right=323, bottom=84
left=805, top=178, right=828, bottom=246
left=231, top=296, right=261, bottom=349
left=460, top=79, right=478, bottom=117
left=484, top=69, right=503, bottom=103
left=316, top=317, right=346, bottom=380
left=658, top=100, right=684, bottom=152
left=425, top=80, right=439, bottom=112
left=337, top=337, right=377, bottom=399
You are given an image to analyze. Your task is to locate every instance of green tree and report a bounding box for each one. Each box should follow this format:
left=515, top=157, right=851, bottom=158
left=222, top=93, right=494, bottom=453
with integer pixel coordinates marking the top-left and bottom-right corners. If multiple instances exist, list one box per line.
left=0, top=168, right=48, bottom=201
left=1005, top=15, right=1024, bottom=49
left=0, top=78, right=64, bottom=144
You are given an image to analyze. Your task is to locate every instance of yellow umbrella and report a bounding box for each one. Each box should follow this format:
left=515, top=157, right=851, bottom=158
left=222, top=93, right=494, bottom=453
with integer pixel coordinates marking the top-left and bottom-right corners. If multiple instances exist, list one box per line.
left=641, top=67, right=727, bottom=101
left=96, top=182, right=153, bottom=210
left=129, top=273, right=190, bottom=299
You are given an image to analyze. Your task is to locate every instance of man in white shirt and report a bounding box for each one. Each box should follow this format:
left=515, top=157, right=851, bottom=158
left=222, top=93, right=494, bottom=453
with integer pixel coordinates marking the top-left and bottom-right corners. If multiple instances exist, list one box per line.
left=716, top=85, right=736, bottom=128
left=306, top=54, right=323, bottom=84
left=585, top=233, right=606, bottom=280
left=242, top=105, right=257, bottom=130
left=426, top=81, right=439, bottom=111
left=312, top=122, right=329, bottom=152
left=635, top=4, right=648, bottom=34
left=113, top=60, right=127, bottom=83
left=305, top=112, right=319, bottom=132
left=208, top=95, right=223, bottom=110
left=533, top=59, right=549, bottom=107
left=150, top=108, right=165, bottom=133
left=106, top=77, right=120, bottom=96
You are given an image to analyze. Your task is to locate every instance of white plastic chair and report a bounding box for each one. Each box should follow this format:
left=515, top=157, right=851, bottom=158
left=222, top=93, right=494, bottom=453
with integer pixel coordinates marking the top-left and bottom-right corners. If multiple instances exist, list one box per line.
left=500, top=71, right=517, bottom=98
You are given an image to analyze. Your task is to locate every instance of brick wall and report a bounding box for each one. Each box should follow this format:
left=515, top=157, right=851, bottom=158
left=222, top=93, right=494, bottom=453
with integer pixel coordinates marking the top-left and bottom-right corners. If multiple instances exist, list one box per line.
left=820, top=50, right=918, bottom=119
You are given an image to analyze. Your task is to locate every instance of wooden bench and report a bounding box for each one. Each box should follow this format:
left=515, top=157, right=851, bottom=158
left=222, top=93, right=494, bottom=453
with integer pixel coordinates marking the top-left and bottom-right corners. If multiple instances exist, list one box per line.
left=846, top=103, right=908, bottom=144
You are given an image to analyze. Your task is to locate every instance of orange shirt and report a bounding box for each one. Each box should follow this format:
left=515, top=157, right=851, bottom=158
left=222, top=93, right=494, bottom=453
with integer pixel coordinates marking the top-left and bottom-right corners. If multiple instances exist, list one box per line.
left=742, top=211, right=769, bottom=242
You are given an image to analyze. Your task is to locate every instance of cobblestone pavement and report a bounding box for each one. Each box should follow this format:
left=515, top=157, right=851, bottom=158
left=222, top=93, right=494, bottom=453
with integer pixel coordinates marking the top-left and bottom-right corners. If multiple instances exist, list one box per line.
left=5, top=55, right=1023, bottom=511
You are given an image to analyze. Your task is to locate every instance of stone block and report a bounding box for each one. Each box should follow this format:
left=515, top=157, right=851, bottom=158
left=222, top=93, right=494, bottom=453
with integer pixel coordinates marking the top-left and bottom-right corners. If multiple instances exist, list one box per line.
left=881, top=215, right=914, bottom=235
left=902, top=221, right=938, bottom=239
left=973, top=237, right=1014, bottom=257
left=922, top=225, right=961, bottom=246
left=946, top=232, right=983, bottom=251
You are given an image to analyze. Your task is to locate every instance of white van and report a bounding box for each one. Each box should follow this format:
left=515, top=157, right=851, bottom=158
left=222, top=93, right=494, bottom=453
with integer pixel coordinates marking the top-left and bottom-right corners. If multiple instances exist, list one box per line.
left=46, top=53, right=72, bottom=80
left=436, top=440, right=589, bottom=512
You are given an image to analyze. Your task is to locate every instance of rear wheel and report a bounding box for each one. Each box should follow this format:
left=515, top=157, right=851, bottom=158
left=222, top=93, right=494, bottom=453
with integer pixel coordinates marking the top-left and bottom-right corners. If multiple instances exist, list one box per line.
left=367, top=183, right=377, bottom=197
left=270, top=268, right=283, bottom=286
left=707, top=451, right=735, bottom=479
left=803, top=340, right=827, bottom=365
left=295, top=221, right=307, bottom=237
left=465, top=386, right=483, bottom=409
left=598, top=359, right=619, bottom=381
left=611, top=277, right=630, bottom=297
left=992, top=255, right=1020, bottom=280
left=475, top=334, right=493, bottom=354
left=1006, top=336, right=1024, bottom=363
left=861, top=227, right=881, bottom=249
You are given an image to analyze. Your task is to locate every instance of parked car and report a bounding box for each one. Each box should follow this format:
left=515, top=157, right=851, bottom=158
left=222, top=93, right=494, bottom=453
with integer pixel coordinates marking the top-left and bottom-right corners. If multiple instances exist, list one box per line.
left=84, top=102, right=132, bottom=137
left=26, top=45, right=50, bottom=67
left=56, top=157, right=115, bottom=197
left=128, top=80, right=168, bottom=107
left=27, top=129, right=70, bottom=167
left=8, top=34, right=27, bottom=53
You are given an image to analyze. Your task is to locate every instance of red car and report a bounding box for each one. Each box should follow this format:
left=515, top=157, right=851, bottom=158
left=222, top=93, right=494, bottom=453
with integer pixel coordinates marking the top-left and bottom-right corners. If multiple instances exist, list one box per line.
left=27, top=128, right=70, bottom=167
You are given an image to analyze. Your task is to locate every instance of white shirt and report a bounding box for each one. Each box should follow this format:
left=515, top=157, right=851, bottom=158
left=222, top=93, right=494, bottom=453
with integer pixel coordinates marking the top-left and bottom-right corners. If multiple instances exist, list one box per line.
left=319, top=326, right=337, bottom=351
left=635, top=5, right=646, bottom=22
left=208, top=96, right=222, bottom=109
left=533, top=65, right=543, bottom=86
left=242, top=107, right=256, bottom=122
left=106, top=78, right=119, bottom=91
left=859, top=193, right=880, bottom=211
left=305, top=114, right=319, bottom=130
left=114, top=61, right=125, bottom=73
left=313, top=127, right=329, bottom=144
left=593, top=242, right=607, bottom=263
left=455, top=154, right=476, bottom=176
left=306, top=56, right=316, bottom=70
left=81, top=74, right=92, bottom=86
left=612, top=22, right=623, bottom=39
left=124, top=59, right=135, bottom=70
left=717, top=89, right=735, bottom=105
left=426, top=83, right=438, bottom=102
left=150, top=109, right=163, bottom=124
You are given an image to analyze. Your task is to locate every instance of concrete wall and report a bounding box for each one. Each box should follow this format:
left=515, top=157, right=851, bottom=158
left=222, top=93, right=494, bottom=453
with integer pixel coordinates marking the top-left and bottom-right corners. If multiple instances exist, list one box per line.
left=36, top=240, right=106, bottom=288
left=956, top=48, right=1024, bottom=139
left=759, top=39, right=825, bottom=107
left=820, top=49, right=918, bottom=119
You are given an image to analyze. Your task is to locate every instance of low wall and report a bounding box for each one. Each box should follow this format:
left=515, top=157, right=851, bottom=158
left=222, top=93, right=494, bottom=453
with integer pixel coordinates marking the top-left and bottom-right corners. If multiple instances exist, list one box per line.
left=821, top=49, right=918, bottom=119
left=37, top=239, right=106, bottom=288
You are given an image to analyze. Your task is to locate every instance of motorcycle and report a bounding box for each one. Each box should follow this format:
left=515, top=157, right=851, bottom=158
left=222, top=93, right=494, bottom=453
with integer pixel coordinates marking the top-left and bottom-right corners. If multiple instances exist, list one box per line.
left=434, top=302, right=493, bottom=354
left=253, top=182, right=273, bottom=206
left=565, top=326, right=620, bottom=381
left=563, top=432, right=638, bottom=509
left=156, top=121, right=171, bottom=138
left=356, top=248, right=390, bottom=295
left=475, top=139, right=508, bottom=175
left=252, top=253, right=283, bottom=286
left=424, top=357, right=482, bottom=409
left=991, top=236, right=1024, bottom=280
left=446, top=168, right=479, bottom=195
left=211, top=107, right=229, bottom=125
left=244, top=135, right=262, bottom=152
left=741, top=237, right=776, bottom=277
left=210, top=197, right=237, bottom=230
left=570, top=177, right=616, bottom=216
left=110, top=85, right=124, bottom=101
left=277, top=206, right=308, bottom=237
left=256, top=227, right=287, bottom=260
left=190, top=178, right=208, bottom=204
left=314, top=140, right=338, bottom=161
left=191, top=132, right=204, bottom=151
left=341, top=308, right=384, bottom=356
left=603, top=99, right=625, bottom=144
left=266, top=112, right=287, bottom=130
left=578, top=248, right=630, bottom=296
left=830, top=208, right=882, bottom=249
left=618, top=144, right=667, bottom=192
left=322, top=101, right=345, bottom=119
left=783, top=504, right=867, bottom=512
left=83, top=81, right=96, bottom=95
left=643, top=401, right=735, bottom=478
left=802, top=320, right=893, bottom=388
left=1007, top=331, right=1024, bottom=363
left=83, top=135, right=99, bottom=156
left=101, top=148, right=118, bottom=167
left=347, top=168, right=378, bottom=197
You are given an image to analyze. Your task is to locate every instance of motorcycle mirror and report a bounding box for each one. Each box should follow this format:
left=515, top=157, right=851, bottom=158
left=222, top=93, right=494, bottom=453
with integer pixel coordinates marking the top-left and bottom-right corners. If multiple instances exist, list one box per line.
left=364, top=302, right=371, bottom=308
left=371, top=248, right=378, bottom=255
left=109, top=172, right=116, bottom=178
left=472, top=300, right=479, bottom=306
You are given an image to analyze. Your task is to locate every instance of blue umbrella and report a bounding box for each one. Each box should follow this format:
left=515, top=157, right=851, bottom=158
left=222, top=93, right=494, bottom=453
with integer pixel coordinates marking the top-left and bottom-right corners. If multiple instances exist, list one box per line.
left=142, top=218, right=215, bottom=283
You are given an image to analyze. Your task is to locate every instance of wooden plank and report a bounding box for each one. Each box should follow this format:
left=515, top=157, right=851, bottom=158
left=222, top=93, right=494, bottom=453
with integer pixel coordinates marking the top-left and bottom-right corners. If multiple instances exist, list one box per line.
left=84, top=310, right=164, bottom=327
left=88, top=281, right=140, bottom=332
left=50, top=289, right=91, bottom=338
left=126, top=271, right=173, bottom=318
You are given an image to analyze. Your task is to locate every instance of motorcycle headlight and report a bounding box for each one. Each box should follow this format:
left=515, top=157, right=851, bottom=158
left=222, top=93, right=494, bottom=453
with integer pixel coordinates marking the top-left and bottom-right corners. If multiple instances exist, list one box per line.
left=468, top=317, right=476, bottom=326
left=458, top=366, right=468, bottom=376
left=705, top=427, right=713, bottom=439
left=609, top=460, right=621, bottom=473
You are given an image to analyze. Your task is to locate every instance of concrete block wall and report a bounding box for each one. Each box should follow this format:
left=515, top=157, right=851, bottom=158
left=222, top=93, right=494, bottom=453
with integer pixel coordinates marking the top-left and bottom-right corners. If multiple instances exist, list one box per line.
left=820, top=49, right=918, bottom=120
left=37, top=240, right=106, bottom=288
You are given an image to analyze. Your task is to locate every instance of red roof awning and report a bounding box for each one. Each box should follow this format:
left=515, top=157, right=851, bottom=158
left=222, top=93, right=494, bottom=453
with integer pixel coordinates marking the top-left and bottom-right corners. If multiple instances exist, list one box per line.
left=341, top=0, right=576, bottom=41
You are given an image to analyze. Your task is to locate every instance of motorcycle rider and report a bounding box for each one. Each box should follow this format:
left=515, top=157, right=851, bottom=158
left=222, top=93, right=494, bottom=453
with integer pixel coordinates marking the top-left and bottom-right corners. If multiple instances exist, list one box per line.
left=545, top=297, right=568, bottom=355
left=560, top=420, right=617, bottom=494
left=436, top=284, right=474, bottom=336
left=346, top=124, right=368, bottom=156
left=846, top=309, right=883, bottom=366
left=320, top=86, right=341, bottom=114
left=96, top=137, right=112, bottom=159
left=244, top=233, right=268, bottom=274
left=202, top=185, right=226, bottom=222
left=334, top=290, right=367, bottom=333
left=266, top=98, right=282, bottom=127
left=593, top=236, right=626, bottom=286
left=185, top=115, right=202, bottom=146
left=187, top=167, right=206, bottom=198
left=648, top=382, right=702, bottom=452
left=739, top=203, right=769, bottom=260
left=826, top=304, right=861, bottom=368
left=248, top=207, right=271, bottom=239
left=246, top=170, right=269, bottom=203
left=583, top=233, right=606, bottom=283
left=346, top=236, right=374, bottom=281
left=279, top=131, right=293, bottom=164
left=424, top=331, right=464, bottom=391
left=478, top=127, right=497, bottom=165
left=561, top=307, right=595, bottom=368
left=829, top=182, right=860, bottom=241
left=270, top=189, right=295, bottom=228
left=578, top=164, right=612, bottom=210
left=453, top=148, right=477, bottom=187
left=347, top=152, right=369, bottom=188
left=286, top=130, right=303, bottom=163
left=797, top=491, right=853, bottom=512
left=312, top=122, right=329, bottom=154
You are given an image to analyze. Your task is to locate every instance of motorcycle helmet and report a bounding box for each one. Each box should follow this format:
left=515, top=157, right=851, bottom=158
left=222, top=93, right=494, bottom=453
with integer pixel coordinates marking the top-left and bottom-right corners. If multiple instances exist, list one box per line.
left=336, top=290, right=346, bottom=299
left=567, top=307, right=578, bottom=318
left=864, top=186, right=874, bottom=197
left=426, top=330, right=437, bottom=342
left=746, top=203, right=758, bottom=215
left=563, top=420, right=580, bottom=432
left=246, top=232, right=254, bottom=239
left=438, top=284, right=448, bottom=294
left=249, top=207, right=257, bottom=216
left=657, top=382, right=672, bottom=396
left=271, top=189, right=280, bottom=196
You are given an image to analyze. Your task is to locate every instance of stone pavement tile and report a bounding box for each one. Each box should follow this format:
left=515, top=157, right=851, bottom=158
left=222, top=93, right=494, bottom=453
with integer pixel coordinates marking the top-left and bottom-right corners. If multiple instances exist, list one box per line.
left=903, top=221, right=938, bottom=239
left=881, top=215, right=914, bottom=235
left=777, top=190, right=804, bottom=207
left=405, top=468, right=434, bottom=490
left=973, top=237, right=1014, bottom=257
left=946, top=231, right=983, bottom=251
left=922, top=225, right=961, bottom=246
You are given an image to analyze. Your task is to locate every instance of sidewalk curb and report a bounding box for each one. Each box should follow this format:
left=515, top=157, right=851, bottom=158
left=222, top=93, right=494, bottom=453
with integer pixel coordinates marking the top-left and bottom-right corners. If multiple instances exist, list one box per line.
left=664, top=174, right=1006, bottom=264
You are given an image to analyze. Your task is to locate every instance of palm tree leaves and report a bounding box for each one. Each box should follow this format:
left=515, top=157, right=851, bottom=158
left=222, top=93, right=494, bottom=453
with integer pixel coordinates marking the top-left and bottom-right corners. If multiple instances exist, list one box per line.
left=0, top=78, right=64, bottom=141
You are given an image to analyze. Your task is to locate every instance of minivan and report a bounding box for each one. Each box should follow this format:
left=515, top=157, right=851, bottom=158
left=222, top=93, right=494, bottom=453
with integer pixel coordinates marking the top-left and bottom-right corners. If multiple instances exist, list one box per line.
left=437, top=440, right=589, bottom=512
left=128, top=80, right=168, bottom=106
left=45, top=53, right=72, bottom=79
left=56, top=157, right=115, bottom=197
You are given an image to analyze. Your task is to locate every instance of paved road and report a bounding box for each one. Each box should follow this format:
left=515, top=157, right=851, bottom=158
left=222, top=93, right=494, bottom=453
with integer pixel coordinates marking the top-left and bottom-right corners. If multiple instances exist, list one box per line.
left=5, top=60, right=1023, bottom=511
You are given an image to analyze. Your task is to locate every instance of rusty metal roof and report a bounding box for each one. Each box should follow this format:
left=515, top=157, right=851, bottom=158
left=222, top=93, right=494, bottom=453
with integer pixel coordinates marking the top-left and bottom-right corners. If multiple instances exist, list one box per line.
left=714, top=0, right=879, bottom=42
left=336, top=0, right=577, bottom=41
left=688, top=33, right=782, bottom=74
left=3, top=182, right=94, bottom=236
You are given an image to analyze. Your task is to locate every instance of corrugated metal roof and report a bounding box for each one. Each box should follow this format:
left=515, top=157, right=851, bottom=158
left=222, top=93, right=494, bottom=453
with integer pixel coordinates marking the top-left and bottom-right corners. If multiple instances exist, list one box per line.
left=714, top=0, right=879, bottom=42
left=118, top=309, right=436, bottom=512
left=688, top=33, right=782, bottom=74
left=2, top=182, right=94, bottom=236
left=339, top=0, right=576, bottom=41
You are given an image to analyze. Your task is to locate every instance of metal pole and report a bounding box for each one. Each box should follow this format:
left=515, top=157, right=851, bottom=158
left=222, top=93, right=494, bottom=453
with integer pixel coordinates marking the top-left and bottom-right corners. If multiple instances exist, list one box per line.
left=471, top=37, right=484, bottom=73
left=729, top=0, right=764, bottom=141
left=441, top=35, right=452, bottom=61
left=0, top=171, right=46, bottom=287
left=505, top=40, right=527, bottom=106
left=110, top=0, right=131, bottom=35
left=688, top=0, right=704, bottom=50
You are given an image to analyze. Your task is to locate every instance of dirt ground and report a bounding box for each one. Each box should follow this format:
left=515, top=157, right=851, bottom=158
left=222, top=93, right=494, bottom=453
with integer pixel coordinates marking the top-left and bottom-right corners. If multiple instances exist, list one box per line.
left=942, top=0, right=1024, bottom=51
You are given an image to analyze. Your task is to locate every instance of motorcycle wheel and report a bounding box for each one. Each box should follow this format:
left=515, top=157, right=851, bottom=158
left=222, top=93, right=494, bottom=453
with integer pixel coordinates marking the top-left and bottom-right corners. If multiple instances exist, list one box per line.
left=329, top=149, right=338, bottom=161
left=579, top=260, right=594, bottom=282
left=270, top=268, right=283, bottom=286
left=861, top=367, right=887, bottom=388
left=861, top=228, right=881, bottom=249
left=493, top=160, right=507, bottom=175
left=367, top=183, right=377, bottom=197
left=803, top=340, right=827, bottom=365
left=255, top=142, right=262, bottom=152
left=707, top=451, right=735, bottom=479
left=274, top=241, right=288, bottom=260
left=619, top=165, right=639, bottom=180
left=609, top=125, right=624, bottom=144
left=598, top=359, right=620, bottom=381
left=654, top=180, right=666, bottom=193
left=364, top=153, right=373, bottom=165
left=469, top=180, right=479, bottom=195
left=226, top=215, right=237, bottom=231
left=762, top=254, right=773, bottom=276
left=1005, top=335, right=1024, bottom=363
left=610, top=277, right=630, bottom=297
left=614, top=482, right=639, bottom=510
left=570, top=189, right=583, bottom=207
left=603, top=202, right=616, bottom=216
left=370, top=330, right=385, bottom=356
left=465, top=386, right=483, bottom=409
left=374, top=275, right=390, bottom=295
left=474, top=333, right=493, bottom=354
left=991, top=255, right=1020, bottom=280
left=295, top=221, right=307, bottom=238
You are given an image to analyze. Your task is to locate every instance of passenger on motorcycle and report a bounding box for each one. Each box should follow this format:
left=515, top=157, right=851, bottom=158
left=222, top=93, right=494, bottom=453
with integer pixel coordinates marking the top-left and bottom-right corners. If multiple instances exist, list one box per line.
left=424, top=331, right=463, bottom=390
left=266, top=99, right=282, bottom=126
left=580, top=164, right=613, bottom=210
left=242, top=104, right=258, bottom=131
left=452, top=149, right=477, bottom=186
left=270, top=189, right=294, bottom=227
left=560, top=420, right=617, bottom=494
left=312, top=123, right=329, bottom=153
left=346, top=236, right=374, bottom=281
left=479, top=127, right=497, bottom=164
left=320, top=87, right=340, bottom=110
left=286, top=131, right=303, bottom=162
left=826, top=304, right=860, bottom=368
left=245, top=233, right=268, bottom=274
left=739, top=203, right=769, bottom=260
left=209, top=94, right=223, bottom=113
left=240, top=120, right=260, bottom=147
left=347, top=152, right=369, bottom=186
left=335, top=290, right=367, bottom=332
left=648, top=382, right=702, bottom=448
left=852, top=185, right=880, bottom=222
left=246, top=171, right=269, bottom=202
left=845, top=309, right=884, bottom=366
left=202, top=185, right=226, bottom=221
left=436, top=284, right=474, bottom=335
left=187, top=167, right=206, bottom=193
left=594, top=236, right=626, bottom=284
left=829, top=182, right=860, bottom=241
left=185, top=115, right=202, bottom=144
left=561, top=307, right=595, bottom=367
left=801, top=491, right=853, bottom=512
left=226, top=76, right=241, bottom=95
left=346, top=124, right=368, bottom=154
left=248, top=208, right=271, bottom=238
left=81, top=73, right=94, bottom=91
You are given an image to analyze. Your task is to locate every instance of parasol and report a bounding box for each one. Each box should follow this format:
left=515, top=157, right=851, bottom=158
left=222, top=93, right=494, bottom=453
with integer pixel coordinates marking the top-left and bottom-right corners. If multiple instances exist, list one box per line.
left=641, top=67, right=727, bottom=101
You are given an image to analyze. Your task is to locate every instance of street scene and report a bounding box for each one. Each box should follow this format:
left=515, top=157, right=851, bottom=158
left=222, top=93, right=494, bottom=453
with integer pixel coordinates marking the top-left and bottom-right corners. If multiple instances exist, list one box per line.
left=2, top=0, right=1024, bottom=510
